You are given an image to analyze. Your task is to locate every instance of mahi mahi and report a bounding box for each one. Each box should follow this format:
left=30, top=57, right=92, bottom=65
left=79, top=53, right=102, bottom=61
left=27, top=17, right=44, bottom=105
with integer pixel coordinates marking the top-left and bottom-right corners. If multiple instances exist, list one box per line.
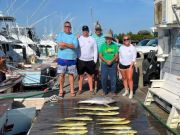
left=77, top=111, right=119, bottom=116
left=53, top=130, right=88, bottom=134
left=97, top=117, right=126, bottom=121
left=97, top=120, right=131, bottom=125
left=64, top=116, right=92, bottom=121
left=78, top=97, right=116, bottom=106
left=102, top=130, right=137, bottom=134
left=57, top=126, right=87, bottom=130
left=53, top=122, right=87, bottom=127
left=74, top=106, right=119, bottom=111
left=100, top=125, right=132, bottom=130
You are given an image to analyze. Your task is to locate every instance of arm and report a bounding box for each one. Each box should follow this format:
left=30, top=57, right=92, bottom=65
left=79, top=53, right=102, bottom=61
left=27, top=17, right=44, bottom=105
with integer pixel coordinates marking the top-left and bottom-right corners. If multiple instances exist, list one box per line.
left=99, top=53, right=107, bottom=63
left=130, top=46, right=137, bottom=67
left=111, top=54, right=118, bottom=63
left=59, top=42, right=76, bottom=49
left=94, top=41, right=98, bottom=63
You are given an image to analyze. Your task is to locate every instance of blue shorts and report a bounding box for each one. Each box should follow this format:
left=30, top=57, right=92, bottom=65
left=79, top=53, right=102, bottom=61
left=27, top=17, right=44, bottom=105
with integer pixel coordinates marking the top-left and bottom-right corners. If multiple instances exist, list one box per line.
left=57, top=58, right=77, bottom=74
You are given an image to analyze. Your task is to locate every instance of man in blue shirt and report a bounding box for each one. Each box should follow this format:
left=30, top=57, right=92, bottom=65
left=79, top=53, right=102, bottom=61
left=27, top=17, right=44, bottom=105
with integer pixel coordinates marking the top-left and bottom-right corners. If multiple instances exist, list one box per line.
left=56, top=21, right=78, bottom=97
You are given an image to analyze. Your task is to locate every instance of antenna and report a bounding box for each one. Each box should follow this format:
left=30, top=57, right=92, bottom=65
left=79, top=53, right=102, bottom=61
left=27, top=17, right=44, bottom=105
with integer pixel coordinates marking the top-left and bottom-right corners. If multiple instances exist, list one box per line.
left=90, top=7, right=94, bottom=33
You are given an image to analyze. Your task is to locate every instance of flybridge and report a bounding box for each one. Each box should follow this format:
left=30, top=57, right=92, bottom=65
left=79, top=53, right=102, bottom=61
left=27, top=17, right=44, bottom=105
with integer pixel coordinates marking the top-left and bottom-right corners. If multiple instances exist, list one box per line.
left=0, top=11, right=15, bottom=22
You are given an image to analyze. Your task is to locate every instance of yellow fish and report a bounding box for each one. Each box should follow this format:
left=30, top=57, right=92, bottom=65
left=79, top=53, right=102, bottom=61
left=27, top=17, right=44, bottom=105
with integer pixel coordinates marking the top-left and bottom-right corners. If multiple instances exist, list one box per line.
left=74, top=106, right=119, bottom=111
left=97, top=117, right=126, bottom=121
left=57, top=126, right=87, bottom=130
left=76, top=111, right=119, bottom=116
left=64, top=116, right=92, bottom=121
left=102, top=130, right=137, bottom=134
left=97, top=120, right=131, bottom=125
left=53, top=130, right=88, bottom=134
left=53, top=122, right=87, bottom=127
left=100, top=125, right=132, bottom=130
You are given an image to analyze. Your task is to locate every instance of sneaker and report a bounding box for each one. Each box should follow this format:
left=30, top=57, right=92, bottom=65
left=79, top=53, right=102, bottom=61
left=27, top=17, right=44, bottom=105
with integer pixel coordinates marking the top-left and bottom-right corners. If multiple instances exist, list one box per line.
left=129, top=91, right=133, bottom=99
left=122, top=90, right=129, bottom=96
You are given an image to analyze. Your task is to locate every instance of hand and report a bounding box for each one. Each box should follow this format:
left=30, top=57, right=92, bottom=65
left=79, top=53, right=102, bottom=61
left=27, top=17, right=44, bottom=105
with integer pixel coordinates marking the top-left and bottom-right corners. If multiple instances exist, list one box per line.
left=129, top=64, right=133, bottom=69
left=106, top=60, right=112, bottom=65
left=59, top=42, right=67, bottom=49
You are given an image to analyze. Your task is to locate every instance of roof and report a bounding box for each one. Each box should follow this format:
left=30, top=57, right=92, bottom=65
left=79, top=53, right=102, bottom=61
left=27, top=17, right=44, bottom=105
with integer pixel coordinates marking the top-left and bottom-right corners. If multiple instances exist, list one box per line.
left=40, top=39, right=57, bottom=46
left=11, top=34, right=35, bottom=45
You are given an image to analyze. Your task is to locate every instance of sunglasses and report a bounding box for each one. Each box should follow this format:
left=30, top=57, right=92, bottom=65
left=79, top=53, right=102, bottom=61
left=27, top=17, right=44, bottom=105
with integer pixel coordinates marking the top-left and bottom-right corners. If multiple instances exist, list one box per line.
left=123, top=38, right=130, bottom=41
left=95, top=29, right=102, bottom=31
left=64, top=25, right=71, bottom=28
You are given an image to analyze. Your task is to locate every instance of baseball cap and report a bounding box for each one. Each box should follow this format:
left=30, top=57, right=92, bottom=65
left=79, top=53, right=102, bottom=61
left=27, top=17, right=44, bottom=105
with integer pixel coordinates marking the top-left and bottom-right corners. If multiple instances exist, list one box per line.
left=95, top=21, right=102, bottom=30
left=82, top=25, right=89, bottom=31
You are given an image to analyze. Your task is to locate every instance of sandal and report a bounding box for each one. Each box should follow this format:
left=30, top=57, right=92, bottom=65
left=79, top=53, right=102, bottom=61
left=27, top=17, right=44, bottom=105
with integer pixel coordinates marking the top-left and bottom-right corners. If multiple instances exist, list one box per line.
left=90, top=91, right=95, bottom=95
left=59, top=91, right=65, bottom=97
left=71, top=92, right=76, bottom=97
left=77, top=90, right=83, bottom=95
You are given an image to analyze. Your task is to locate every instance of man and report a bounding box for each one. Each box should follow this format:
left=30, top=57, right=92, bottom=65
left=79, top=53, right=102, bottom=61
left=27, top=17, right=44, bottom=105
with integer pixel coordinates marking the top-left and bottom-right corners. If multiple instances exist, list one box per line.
left=0, top=49, right=7, bottom=83
left=77, top=25, right=98, bottom=95
left=56, top=21, right=78, bottom=97
left=99, top=30, right=118, bottom=96
left=92, top=22, right=105, bottom=92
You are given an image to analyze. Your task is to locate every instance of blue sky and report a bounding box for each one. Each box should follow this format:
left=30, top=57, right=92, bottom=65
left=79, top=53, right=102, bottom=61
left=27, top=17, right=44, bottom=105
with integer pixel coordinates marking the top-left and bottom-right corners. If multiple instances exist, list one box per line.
left=0, top=0, right=153, bottom=37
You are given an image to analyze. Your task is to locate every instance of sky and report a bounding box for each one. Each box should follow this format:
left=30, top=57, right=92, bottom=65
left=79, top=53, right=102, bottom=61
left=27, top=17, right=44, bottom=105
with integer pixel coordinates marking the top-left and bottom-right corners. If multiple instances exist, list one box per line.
left=0, top=0, right=154, bottom=37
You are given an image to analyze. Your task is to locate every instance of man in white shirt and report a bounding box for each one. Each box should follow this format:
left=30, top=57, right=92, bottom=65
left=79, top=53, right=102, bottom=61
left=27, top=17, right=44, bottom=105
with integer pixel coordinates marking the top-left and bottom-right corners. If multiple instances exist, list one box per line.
left=77, top=25, right=98, bottom=95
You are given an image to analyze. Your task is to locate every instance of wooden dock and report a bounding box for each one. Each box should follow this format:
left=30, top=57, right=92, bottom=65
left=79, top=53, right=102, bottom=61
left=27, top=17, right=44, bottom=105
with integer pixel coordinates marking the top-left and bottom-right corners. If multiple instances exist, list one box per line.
left=28, top=90, right=171, bottom=135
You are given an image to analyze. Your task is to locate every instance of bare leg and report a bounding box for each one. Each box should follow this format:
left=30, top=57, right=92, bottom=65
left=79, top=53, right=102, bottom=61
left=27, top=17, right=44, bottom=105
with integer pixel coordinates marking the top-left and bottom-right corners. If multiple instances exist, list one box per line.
left=68, top=74, right=75, bottom=96
left=59, top=74, right=65, bottom=95
left=120, top=70, right=128, bottom=90
left=78, top=74, right=84, bottom=92
left=127, top=67, right=134, bottom=99
left=87, top=74, right=93, bottom=92
left=94, top=71, right=99, bottom=90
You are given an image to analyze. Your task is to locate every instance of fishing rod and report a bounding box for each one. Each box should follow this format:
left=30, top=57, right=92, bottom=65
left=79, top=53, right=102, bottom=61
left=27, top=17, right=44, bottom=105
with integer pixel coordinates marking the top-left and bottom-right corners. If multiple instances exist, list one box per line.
left=5, top=0, right=17, bottom=15
left=28, top=0, right=46, bottom=22
left=13, top=0, right=30, bottom=16
left=30, top=12, right=57, bottom=27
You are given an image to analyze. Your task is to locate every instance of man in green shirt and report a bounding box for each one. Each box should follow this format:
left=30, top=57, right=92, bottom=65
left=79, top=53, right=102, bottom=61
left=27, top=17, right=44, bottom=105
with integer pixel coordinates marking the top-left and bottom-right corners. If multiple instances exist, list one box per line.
left=99, top=30, right=118, bottom=95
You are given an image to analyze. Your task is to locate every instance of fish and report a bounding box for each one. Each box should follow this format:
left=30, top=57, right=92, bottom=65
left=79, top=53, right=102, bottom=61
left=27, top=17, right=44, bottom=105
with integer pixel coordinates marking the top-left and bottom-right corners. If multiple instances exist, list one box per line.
left=97, top=117, right=126, bottom=121
left=78, top=97, right=116, bottom=106
left=100, top=125, right=132, bottom=130
left=53, top=130, right=88, bottom=134
left=53, top=122, right=87, bottom=127
left=74, top=106, right=119, bottom=111
left=102, top=130, right=137, bottom=134
left=64, top=116, right=92, bottom=121
left=57, top=126, right=87, bottom=130
left=76, top=111, right=119, bottom=116
left=97, top=120, right=131, bottom=125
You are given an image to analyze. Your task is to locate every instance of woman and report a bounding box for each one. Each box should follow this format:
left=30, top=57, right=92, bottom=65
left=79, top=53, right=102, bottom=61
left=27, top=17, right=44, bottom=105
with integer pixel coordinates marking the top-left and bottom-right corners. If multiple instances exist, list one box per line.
left=99, top=30, right=118, bottom=96
left=119, top=35, right=137, bottom=99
